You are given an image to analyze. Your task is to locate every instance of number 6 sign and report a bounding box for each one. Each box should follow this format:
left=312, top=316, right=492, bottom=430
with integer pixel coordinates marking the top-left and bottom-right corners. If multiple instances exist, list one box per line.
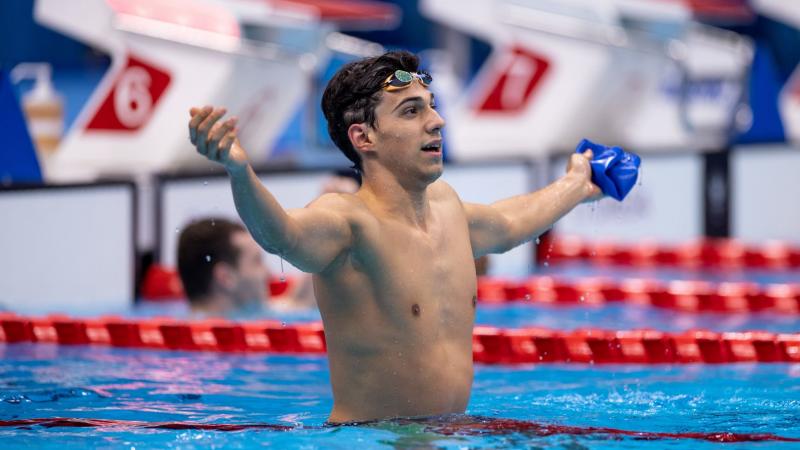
left=86, top=55, right=171, bottom=131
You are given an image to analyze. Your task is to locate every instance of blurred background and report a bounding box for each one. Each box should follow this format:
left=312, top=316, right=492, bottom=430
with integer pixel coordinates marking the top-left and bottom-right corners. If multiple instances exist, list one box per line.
left=0, top=0, right=798, bottom=316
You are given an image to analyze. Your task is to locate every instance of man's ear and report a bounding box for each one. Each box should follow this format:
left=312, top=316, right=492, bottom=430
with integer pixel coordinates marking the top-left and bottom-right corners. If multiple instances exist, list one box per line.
left=348, top=123, right=374, bottom=156
left=212, top=262, right=237, bottom=291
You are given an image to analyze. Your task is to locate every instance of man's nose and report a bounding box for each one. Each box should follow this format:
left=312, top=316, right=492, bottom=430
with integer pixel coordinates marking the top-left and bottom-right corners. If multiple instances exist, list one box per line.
left=428, top=107, right=445, bottom=134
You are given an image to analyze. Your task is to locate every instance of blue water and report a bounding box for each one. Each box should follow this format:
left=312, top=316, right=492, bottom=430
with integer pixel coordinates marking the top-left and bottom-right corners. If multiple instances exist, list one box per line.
left=1, top=343, right=799, bottom=449
left=3, top=263, right=800, bottom=448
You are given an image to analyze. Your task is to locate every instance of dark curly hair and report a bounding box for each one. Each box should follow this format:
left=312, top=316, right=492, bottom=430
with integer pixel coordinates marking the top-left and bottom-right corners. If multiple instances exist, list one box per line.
left=321, top=50, right=420, bottom=172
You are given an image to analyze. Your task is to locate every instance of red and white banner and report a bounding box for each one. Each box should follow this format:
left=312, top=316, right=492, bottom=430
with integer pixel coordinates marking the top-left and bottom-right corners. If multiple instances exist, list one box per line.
left=476, top=46, right=550, bottom=114
left=86, top=55, right=171, bottom=132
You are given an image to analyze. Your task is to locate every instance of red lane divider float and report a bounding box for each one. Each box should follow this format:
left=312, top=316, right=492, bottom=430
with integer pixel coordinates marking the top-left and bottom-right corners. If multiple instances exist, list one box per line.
left=543, top=236, right=800, bottom=270
left=0, top=313, right=326, bottom=354
left=139, top=266, right=799, bottom=315
left=476, top=276, right=800, bottom=314
left=0, top=416, right=797, bottom=442
left=2, top=313, right=799, bottom=364
left=0, top=417, right=292, bottom=431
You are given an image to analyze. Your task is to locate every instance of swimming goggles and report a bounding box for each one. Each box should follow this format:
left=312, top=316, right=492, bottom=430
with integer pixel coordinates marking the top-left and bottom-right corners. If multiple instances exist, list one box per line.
left=382, top=70, right=433, bottom=91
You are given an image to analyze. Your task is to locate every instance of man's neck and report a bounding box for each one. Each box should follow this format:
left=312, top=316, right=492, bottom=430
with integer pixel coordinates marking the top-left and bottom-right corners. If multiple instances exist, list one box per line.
left=359, top=169, right=432, bottom=229
left=189, top=293, right=236, bottom=317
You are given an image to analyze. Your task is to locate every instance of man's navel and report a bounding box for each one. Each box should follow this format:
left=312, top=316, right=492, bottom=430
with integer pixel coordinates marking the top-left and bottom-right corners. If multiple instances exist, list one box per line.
left=471, top=295, right=477, bottom=308
left=412, top=303, right=421, bottom=317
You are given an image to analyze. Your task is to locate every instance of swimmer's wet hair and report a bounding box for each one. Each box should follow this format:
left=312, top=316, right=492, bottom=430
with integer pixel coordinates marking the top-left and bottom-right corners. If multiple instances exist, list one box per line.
left=177, top=218, right=245, bottom=303
left=321, top=50, right=420, bottom=172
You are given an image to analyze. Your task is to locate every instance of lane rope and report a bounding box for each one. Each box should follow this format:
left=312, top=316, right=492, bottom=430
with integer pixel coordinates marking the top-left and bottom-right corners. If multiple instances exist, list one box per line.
left=140, top=265, right=800, bottom=315
left=477, top=276, right=800, bottom=314
left=0, top=417, right=797, bottom=442
left=543, top=236, right=800, bottom=270
left=2, top=313, right=798, bottom=364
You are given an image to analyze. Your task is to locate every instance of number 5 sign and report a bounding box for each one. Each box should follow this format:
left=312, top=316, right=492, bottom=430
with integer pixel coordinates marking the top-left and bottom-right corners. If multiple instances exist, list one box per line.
left=86, top=55, right=171, bottom=131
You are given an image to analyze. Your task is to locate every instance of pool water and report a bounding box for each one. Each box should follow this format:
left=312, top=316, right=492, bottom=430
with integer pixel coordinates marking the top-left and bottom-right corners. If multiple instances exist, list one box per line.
left=3, top=263, right=799, bottom=449
left=1, top=343, right=799, bottom=449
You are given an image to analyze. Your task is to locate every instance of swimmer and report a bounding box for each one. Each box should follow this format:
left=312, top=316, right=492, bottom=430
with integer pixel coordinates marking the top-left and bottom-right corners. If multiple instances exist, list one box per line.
left=177, top=218, right=270, bottom=317
left=188, top=50, right=602, bottom=423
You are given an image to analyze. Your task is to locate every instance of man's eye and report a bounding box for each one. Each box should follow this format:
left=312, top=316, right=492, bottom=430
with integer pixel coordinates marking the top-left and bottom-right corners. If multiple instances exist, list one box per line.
left=430, top=102, right=437, bottom=110
left=404, top=107, right=418, bottom=115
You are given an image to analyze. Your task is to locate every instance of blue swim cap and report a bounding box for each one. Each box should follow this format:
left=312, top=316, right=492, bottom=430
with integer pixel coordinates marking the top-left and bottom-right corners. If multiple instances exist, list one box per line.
left=575, top=139, right=641, bottom=201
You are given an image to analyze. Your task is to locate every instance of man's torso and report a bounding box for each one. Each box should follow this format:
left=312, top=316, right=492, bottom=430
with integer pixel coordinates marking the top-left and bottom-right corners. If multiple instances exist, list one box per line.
left=313, top=181, right=478, bottom=423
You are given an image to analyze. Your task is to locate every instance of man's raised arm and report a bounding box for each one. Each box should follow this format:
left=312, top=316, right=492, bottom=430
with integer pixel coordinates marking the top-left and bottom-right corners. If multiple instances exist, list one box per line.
left=464, top=151, right=602, bottom=257
left=188, top=106, right=353, bottom=273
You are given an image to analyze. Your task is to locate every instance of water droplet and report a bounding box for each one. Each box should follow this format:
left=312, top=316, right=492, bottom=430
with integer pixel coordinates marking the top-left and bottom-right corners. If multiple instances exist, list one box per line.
left=205, top=255, right=211, bottom=262
left=580, top=295, right=585, bottom=302
left=174, top=228, right=180, bottom=234
left=279, top=257, right=286, bottom=282
left=211, top=220, right=215, bottom=227
left=524, top=294, right=531, bottom=301
left=203, top=181, right=208, bottom=186
left=543, top=262, right=549, bottom=267
left=535, top=238, right=541, bottom=245
left=281, top=322, right=286, bottom=328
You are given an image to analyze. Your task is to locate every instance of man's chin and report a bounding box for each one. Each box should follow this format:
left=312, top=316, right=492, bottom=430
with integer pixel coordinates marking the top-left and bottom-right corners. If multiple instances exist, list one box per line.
left=420, top=165, right=444, bottom=184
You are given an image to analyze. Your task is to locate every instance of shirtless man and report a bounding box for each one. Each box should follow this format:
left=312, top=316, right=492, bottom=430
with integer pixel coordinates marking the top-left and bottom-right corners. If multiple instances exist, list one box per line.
left=188, top=51, right=601, bottom=424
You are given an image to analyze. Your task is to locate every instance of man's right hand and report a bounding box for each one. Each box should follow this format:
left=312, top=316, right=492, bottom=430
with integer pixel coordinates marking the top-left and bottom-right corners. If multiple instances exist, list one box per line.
left=189, top=106, right=249, bottom=174
left=566, top=150, right=603, bottom=203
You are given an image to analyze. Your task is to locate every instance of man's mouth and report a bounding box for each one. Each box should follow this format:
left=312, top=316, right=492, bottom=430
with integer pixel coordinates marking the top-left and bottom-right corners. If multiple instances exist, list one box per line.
left=421, top=141, right=442, bottom=152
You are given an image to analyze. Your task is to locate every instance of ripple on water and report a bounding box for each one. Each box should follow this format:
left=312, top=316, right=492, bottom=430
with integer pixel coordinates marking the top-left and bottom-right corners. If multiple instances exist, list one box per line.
left=0, top=388, right=105, bottom=404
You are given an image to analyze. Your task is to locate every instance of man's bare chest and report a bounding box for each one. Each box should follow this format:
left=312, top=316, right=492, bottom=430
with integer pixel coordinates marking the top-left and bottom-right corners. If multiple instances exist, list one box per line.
left=351, top=216, right=478, bottom=330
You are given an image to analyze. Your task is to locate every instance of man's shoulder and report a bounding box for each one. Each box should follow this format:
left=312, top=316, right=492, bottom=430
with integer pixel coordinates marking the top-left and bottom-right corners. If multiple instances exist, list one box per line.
left=306, top=192, right=372, bottom=225
left=430, top=179, right=461, bottom=202
left=308, top=192, right=364, bottom=211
